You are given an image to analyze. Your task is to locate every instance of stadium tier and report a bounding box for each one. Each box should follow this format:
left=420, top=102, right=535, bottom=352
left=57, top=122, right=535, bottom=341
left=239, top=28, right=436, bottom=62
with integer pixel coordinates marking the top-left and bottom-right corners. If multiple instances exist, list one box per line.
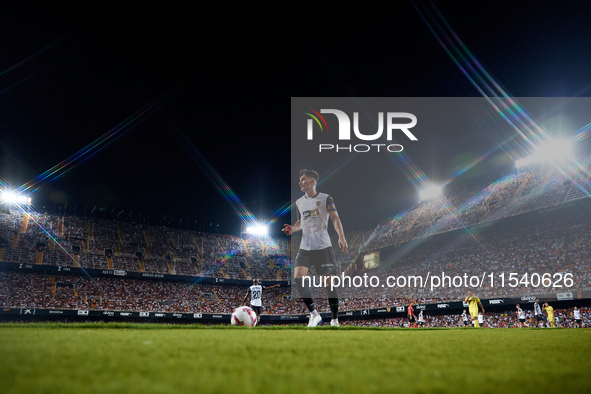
left=2, top=159, right=591, bottom=325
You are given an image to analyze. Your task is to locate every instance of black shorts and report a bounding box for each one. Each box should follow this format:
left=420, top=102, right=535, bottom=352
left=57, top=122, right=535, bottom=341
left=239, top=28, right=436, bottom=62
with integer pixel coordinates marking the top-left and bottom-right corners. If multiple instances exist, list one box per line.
left=418, top=321, right=424, bottom=326
left=519, top=318, right=525, bottom=323
left=251, top=305, right=261, bottom=315
left=408, top=316, right=416, bottom=323
left=575, top=319, right=581, bottom=324
left=536, top=315, right=545, bottom=322
left=463, top=321, right=470, bottom=326
left=294, top=247, right=337, bottom=276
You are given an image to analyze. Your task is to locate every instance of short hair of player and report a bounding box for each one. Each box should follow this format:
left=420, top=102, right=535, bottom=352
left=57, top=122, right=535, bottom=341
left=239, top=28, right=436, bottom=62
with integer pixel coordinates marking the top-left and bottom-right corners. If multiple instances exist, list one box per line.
left=299, top=169, right=319, bottom=182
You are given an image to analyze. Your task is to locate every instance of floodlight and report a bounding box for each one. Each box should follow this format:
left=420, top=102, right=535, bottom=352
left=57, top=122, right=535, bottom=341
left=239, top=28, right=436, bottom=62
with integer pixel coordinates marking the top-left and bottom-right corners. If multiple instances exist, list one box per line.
left=0, top=191, right=31, bottom=205
left=533, top=139, right=573, bottom=162
left=515, top=139, right=574, bottom=169
left=246, top=224, right=269, bottom=236
left=419, top=184, right=443, bottom=202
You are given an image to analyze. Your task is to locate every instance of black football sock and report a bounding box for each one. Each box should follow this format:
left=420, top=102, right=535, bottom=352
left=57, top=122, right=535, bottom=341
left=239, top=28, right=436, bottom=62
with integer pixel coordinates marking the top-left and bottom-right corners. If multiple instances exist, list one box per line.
left=294, top=277, right=316, bottom=312
left=328, top=289, right=338, bottom=320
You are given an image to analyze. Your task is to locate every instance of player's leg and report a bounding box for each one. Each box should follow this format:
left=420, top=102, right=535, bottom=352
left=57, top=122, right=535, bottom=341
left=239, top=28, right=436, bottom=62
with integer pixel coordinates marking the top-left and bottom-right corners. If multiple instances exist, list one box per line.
left=293, top=254, right=321, bottom=327
left=470, top=308, right=479, bottom=327
left=252, top=305, right=261, bottom=326
left=326, top=276, right=339, bottom=326
left=318, top=247, right=339, bottom=326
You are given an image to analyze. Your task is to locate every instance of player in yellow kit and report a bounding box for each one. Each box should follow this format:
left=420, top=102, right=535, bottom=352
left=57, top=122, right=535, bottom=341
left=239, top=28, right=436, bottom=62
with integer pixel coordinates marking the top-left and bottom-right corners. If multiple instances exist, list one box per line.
left=464, top=294, right=485, bottom=327
left=543, top=302, right=556, bottom=328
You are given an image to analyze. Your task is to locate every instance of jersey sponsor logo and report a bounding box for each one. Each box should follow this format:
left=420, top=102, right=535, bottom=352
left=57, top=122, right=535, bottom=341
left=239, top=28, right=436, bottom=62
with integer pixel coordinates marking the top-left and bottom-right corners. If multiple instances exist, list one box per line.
left=302, top=209, right=320, bottom=219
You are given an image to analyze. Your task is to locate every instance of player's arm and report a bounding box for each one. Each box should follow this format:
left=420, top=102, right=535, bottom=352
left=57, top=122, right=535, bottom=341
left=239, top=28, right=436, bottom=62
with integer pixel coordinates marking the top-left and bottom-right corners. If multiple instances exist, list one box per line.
left=264, top=284, right=281, bottom=290
left=242, top=290, right=249, bottom=305
left=282, top=219, right=301, bottom=236
left=478, top=301, right=485, bottom=314
left=328, top=207, right=347, bottom=252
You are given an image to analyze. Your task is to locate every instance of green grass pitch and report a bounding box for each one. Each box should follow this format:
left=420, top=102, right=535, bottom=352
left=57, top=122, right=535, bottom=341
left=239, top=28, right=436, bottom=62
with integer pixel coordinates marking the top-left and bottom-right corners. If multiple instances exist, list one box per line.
left=0, top=323, right=589, bottom=393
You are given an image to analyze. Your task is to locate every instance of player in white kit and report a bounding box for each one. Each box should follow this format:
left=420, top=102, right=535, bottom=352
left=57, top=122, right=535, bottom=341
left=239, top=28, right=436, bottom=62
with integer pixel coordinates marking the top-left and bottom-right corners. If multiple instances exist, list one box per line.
left=516, top=304, right=529, bottom=328
left=461, top=310, right=470, bottom=327
left=477, top=312, right=484, bottom=327
left=242, top=278, right=279, bottom=326
left=572, top=306, right=582, bottom=328
left=417, top=311, right=425, bottom=327
left=283, top=169, right=347, bottom=327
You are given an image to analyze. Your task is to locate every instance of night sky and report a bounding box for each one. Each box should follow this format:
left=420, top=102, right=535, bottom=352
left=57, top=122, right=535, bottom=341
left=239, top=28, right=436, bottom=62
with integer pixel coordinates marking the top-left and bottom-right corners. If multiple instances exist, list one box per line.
left=2, top=2, right=591, bottom=236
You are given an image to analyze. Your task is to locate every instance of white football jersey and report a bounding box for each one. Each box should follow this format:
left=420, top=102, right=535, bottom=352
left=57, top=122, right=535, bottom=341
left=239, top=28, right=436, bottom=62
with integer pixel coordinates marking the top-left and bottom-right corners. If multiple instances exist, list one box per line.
left=574, top=309, right=581, bottom=319
left=517, top=308, right=525, bottom=319
left=296, top=192, right=333, bottom=251
left=249, top=285, right=262, bottom=307
left=478, top=314, right=484, bottom=324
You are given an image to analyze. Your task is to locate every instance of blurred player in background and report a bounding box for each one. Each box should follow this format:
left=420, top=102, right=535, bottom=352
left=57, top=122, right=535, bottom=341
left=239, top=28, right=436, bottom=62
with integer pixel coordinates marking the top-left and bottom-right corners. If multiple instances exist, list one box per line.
left=417, top=310, right=425, bottom=327
left=478, top=312, right=485, bottom=327
left=242, top=278, right=280, bottom=325
left=572, top=306, right=582, bottom=328
left=465, top=294, right=485, bottom=327
left=543, top=302, right=556, bottom=328
left=461, top=309, right=470, bottom=327
left=533, top=298, right=545, bottom=327
left=283, top=169, right=348, bottom=327
left=516, top=304, right=529, bottom=328
left=407, top=302, right=417, bottom=328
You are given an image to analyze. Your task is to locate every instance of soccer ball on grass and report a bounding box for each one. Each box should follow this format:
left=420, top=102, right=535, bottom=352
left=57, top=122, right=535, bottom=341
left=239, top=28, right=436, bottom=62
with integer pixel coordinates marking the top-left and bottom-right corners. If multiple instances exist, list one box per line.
left=231, top=306, right=258, bottom=327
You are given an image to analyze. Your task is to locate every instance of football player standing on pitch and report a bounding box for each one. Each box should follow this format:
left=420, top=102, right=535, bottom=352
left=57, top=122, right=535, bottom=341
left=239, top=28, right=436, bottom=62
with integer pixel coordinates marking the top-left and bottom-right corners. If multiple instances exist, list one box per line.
left=242, top=278, right=280, bottom=326
left=283, top=169, right=348, bottom=327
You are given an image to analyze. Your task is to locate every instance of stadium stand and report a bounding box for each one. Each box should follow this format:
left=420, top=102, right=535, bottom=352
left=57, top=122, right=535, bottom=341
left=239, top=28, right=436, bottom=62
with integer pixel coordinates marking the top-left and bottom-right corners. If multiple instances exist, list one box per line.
left=1, top=158, right=591, bottom=324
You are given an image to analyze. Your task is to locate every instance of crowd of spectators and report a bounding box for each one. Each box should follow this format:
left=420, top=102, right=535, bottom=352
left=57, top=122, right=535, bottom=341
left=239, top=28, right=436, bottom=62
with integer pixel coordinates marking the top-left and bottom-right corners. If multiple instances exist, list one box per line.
left=0, top=210, right=288, bottom=280
left=2, top=158, right=591, bottom=322
left=362, top=158, right=591, bottom=251
left=337, top=307, right=589, bottom=328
